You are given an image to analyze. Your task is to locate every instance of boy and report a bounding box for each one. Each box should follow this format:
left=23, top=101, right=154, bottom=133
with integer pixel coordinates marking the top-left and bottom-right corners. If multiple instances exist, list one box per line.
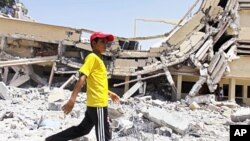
left=46, top=32, right=120, bottom=141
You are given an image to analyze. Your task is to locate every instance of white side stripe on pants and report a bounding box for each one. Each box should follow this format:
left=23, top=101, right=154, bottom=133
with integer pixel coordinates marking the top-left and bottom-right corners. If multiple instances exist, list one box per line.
left=97, top=107, right=105, bottom=141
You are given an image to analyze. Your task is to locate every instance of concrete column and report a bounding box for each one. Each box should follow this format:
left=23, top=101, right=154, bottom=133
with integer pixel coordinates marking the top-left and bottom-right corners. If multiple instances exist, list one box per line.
left=48, top=62, right=56, bottom=88
left=229, top=78, right=236, bottom=102
left=177, top=75, right=182, bottom=100
left=124, top=76, right=130, bottom=93
left=0, top=37, right=7, bottom=51
left=243, top=85, right=248, bottom=104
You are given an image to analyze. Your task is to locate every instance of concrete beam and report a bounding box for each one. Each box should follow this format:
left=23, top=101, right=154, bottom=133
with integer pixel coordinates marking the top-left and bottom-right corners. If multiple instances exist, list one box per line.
left=124, top=76, right=130, bottom=93
left=3, top=67, right=9, bottom=84
left=48, top=62, right=56, bottom=87
left=177, top=75, right=182, bottom=100
left=0, top=36, right=7, bottom=51
left=229, top=78, right=236, bottom=102
left=122, top=81, right=143, bottom=99
left=9, top=74, right=30, bottom=87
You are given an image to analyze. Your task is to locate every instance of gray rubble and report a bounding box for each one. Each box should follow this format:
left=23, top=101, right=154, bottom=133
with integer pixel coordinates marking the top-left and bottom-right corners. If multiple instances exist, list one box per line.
left=0, top=86, right=249, bottom=141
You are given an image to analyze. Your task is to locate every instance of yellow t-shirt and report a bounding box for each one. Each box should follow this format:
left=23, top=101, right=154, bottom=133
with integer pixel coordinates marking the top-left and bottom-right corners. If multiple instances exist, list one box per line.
left=79, top=53, right=108, bottom=107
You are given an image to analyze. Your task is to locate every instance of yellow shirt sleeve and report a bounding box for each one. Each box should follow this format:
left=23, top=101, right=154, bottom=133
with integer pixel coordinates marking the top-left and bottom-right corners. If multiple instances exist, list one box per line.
left=79, top=54, right=96, bottom=77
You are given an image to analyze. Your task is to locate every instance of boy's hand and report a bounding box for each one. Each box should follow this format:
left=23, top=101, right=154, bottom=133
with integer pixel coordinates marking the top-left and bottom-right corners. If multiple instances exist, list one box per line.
left=110, top=92, right=120, bottom=103
left=62, top=99, right=75, bottom=115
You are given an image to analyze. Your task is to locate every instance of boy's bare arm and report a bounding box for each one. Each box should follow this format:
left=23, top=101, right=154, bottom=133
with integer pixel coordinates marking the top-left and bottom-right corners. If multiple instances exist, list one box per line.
left=108, top=90, right=120, bottom=103
left=62, top=74, right=86, bottom=114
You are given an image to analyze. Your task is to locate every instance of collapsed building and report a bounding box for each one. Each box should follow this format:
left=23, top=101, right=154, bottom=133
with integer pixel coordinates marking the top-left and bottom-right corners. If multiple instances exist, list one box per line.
left=1, top=0, right=250, bottom=141
left=0, top=0, right=250, bottom=106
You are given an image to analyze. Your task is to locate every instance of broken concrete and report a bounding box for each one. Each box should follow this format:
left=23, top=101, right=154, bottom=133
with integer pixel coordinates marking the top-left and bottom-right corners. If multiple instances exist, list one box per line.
left=0, top=0, right=249, bottom=140
left=0, top=81, right=11, bottom=100
left=0, top=86, right=248, bottom=140
left=231, top=108, right=250, bottom=122
left=141, top=106, right=191, bottom=135
left=186, top=94, right=215, bottom=105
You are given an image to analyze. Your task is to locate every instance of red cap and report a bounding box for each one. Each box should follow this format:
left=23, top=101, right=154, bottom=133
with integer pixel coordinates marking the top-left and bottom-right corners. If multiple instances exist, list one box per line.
left=90, top=32, right=114, bottom=43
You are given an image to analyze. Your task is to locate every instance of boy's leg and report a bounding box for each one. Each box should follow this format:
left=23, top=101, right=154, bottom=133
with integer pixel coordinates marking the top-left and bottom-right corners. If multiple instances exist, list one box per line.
left=45, top=109, right=94, bottom=141
left=93, top=107, right=111, bottom=141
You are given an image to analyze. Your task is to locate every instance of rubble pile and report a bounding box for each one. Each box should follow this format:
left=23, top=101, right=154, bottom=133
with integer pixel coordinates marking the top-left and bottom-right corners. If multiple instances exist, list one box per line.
left=0, top=86, right=249, bottom=141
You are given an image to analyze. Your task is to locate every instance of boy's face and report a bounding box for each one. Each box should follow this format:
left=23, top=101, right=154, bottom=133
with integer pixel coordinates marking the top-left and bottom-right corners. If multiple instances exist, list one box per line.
left=92, top=38, right=108, bottom=53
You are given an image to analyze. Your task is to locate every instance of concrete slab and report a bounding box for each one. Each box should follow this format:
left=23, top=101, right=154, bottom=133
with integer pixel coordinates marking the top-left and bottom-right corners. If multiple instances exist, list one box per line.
left=167, top=12, right=204, bottom=46
left=141, top=107, right=191, bottom=135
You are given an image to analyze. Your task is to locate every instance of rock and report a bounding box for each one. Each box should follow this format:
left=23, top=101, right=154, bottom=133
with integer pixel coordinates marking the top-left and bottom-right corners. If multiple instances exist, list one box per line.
left=112, top=119, right=133, bottom=131
left=48, top=102, right=62, bottom=111
left=156, top=126, right=172, bottom=136
left=189, top=102, right=200, bottom=110
left=10, top=123, right=17, bottom=129
left=0, top=111, right=14, bottom=121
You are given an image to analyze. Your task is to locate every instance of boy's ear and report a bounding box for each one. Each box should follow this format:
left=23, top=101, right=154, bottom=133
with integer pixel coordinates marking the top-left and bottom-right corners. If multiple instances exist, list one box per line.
left=92, top=40, right=97, bottom=47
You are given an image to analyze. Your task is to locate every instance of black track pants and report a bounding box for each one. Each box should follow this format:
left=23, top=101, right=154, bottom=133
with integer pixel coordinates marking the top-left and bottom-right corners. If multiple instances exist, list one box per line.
left=45, top=107, right=110, bottom=141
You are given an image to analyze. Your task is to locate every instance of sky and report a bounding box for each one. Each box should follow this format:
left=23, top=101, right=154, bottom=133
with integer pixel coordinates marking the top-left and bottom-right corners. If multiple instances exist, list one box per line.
left=21, top=0, right=200, bottom=49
